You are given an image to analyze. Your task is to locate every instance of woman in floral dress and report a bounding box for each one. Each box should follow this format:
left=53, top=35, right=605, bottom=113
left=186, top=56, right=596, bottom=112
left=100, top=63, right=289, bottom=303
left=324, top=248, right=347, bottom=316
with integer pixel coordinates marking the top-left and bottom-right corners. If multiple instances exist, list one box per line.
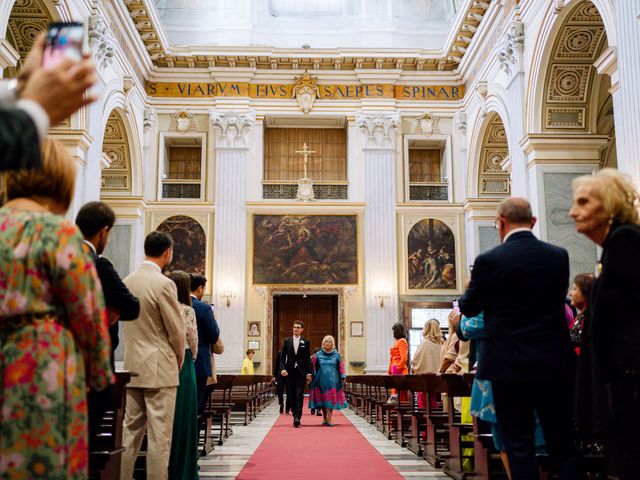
left=0, top=139, right=112, bottom=479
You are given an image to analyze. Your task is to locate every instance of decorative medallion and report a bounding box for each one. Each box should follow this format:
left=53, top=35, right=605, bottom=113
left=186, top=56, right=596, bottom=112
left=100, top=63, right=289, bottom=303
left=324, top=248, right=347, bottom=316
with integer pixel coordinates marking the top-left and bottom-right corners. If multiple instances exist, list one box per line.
left=170, top=110, right=197, bottom=132
left=292, top=72, right=320, bottom=115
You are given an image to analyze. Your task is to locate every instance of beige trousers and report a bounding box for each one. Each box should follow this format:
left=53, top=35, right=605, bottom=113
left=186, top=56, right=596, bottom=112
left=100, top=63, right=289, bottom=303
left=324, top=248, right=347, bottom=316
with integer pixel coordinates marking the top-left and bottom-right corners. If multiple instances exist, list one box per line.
left=120, top=386, right=177, bottom=480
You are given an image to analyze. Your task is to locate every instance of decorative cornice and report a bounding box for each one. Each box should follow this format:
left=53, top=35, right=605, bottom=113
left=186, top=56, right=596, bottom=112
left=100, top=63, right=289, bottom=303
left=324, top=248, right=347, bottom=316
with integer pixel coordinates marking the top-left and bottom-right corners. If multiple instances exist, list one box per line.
left=356, top=112, right=400, bottom=150
left=209, top=110, right=256, bottom=149
left=123, top=0, right=491, bottom=73
left=594, top=46, right=619, bottom=94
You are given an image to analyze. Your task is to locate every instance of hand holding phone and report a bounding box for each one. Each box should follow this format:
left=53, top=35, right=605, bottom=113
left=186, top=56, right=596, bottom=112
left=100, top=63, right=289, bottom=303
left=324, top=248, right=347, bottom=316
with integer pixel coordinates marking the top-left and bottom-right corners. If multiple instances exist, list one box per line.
left=43, top=22, right=85, bottom=68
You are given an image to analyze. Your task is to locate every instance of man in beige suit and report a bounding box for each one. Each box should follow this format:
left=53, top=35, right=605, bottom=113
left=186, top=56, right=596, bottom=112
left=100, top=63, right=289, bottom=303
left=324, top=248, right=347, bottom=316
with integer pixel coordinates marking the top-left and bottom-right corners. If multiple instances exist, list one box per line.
left=120, top=231, right=185, bottom=480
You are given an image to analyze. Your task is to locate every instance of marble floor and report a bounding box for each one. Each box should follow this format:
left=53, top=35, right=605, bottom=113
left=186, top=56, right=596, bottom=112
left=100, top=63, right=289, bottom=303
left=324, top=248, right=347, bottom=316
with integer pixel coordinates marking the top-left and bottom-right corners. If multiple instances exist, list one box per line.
left=198, top=401, right=451, bottom=479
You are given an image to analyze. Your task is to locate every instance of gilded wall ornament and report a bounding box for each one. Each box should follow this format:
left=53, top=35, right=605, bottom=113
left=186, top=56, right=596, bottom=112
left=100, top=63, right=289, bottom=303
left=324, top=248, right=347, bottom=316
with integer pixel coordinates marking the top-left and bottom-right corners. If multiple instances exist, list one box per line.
left=292, top=72, right=320, bottom=115
left=170, top=110, right=196, bottom=133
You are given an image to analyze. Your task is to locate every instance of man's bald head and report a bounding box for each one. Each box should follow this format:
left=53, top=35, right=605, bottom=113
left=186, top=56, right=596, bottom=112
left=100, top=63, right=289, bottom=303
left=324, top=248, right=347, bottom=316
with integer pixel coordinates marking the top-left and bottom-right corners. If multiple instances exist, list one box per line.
left=498, top=197, right=533, bottom=225
left=495, top=197, right=536, bottom=242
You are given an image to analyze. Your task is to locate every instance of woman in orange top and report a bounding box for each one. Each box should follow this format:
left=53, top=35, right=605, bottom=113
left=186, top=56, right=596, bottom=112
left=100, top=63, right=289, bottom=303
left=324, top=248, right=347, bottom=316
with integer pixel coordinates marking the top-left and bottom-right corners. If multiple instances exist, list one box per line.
left=387, top=322, right=409, bottom=404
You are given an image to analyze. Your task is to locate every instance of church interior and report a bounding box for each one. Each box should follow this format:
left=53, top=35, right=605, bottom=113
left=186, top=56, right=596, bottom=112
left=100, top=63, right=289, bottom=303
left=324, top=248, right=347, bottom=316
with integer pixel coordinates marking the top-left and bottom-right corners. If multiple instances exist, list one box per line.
left=2, top=0, right=639, bottom=478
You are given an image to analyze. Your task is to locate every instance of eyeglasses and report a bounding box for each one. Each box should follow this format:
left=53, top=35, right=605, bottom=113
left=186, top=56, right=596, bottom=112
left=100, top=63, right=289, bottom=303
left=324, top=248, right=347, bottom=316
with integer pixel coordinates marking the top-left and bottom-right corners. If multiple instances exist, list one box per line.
left=493, top=219, right=500, bottom=230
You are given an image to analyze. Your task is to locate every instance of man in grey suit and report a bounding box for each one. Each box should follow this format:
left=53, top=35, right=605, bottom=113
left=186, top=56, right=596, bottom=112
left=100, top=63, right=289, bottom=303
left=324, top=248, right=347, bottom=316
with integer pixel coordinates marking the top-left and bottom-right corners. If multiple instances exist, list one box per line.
left=120, top=232, right=185, bottom=480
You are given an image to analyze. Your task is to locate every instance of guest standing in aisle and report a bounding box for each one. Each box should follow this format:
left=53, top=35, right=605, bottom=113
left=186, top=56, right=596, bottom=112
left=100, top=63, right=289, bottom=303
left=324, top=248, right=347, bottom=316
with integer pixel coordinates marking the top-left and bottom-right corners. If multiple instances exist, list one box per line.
left=279, top=321, right=312, bottom=427
left=0, top=139, right=112, bottom=479
left=190, top=274, right=220, bottom=419
left=75, top=201, right=140, bottom=455
left=167, top=270, right=199, bottom=480
left=120, top=232, right=185, bottom=480
left=458, top=197, right=581, bottom=480
left=309, top=335, right=348, bottom=426
left=387, top=322, right=409, bottom=404
left=570, top=169, right=640, bottom=479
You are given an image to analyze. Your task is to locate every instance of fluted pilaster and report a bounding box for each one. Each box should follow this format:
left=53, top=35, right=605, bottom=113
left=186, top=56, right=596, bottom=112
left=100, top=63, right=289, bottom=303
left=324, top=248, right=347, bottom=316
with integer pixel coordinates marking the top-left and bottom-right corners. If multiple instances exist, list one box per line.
left=356, top=111, right=400, bottom=373
left=210, top=110, right=255, bottom=371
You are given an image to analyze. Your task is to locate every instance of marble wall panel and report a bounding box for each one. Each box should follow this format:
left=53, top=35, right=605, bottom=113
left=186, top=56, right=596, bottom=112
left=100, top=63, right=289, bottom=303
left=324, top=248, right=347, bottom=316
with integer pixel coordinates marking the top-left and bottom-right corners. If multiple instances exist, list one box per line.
left=543, top=172, right=597, bottom=279
left=478, top=226, right=500, bottom=254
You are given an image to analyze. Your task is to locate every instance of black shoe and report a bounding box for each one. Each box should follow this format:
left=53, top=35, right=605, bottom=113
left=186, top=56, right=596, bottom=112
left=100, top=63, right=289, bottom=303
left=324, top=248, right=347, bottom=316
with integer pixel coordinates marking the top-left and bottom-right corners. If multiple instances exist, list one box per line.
left=279, top=405, right=284, bottom=414
left=286, top=410, right=291, bottom=415
left=316, top=411, right=322, bottom=416
left=293, top=418, right=300, bottom=427
left=311, top=408, right=316, bottom=415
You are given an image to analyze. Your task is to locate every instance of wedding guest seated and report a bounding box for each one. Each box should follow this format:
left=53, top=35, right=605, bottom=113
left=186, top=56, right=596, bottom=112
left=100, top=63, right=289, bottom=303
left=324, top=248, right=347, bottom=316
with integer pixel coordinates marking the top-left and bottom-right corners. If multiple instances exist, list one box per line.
left=0, top=138, right=112, bottom=479
left=411, top=319, right=444, bottom=408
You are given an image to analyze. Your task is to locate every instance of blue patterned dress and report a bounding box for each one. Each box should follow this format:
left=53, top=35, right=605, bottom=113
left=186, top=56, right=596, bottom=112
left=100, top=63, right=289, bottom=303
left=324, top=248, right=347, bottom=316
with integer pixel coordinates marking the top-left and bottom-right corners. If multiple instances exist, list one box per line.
left=308, top=349, right=348, bottom=410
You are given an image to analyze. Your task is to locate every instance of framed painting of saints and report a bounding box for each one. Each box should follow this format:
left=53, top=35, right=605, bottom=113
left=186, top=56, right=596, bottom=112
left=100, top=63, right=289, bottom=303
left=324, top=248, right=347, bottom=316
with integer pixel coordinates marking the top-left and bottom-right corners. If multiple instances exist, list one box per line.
left=252, top=214, right=358, bottom=285
left=404, top=216, right=462, bottom=294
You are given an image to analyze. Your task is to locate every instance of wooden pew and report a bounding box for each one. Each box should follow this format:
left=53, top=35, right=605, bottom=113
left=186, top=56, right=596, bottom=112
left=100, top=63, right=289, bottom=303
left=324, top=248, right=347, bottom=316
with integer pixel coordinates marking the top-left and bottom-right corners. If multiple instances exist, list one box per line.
left=202, top=374, right=235, bottom=453
left=405, top=375, right=427, bottom=456
left=422, top=373, right=450, bottom=468
left=89, top=371, right=131, bottom=480
left=441, top=373, right=473, bottom=480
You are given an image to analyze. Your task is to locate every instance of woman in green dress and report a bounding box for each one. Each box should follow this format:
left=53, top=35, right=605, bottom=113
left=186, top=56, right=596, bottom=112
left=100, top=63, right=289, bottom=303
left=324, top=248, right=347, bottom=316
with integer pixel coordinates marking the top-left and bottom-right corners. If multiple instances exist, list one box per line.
left=167, top=271, right=199, bottom=479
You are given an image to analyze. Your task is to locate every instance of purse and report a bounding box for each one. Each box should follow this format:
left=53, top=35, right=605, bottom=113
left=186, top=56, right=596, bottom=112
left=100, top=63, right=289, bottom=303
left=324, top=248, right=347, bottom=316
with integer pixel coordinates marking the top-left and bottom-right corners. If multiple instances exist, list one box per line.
left=212, top=337, right=224, bottom=354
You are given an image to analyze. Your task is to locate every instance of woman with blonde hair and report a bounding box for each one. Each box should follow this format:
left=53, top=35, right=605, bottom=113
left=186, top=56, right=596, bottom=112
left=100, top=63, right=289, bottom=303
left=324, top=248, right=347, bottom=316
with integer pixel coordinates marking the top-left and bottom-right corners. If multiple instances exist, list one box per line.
left=0, top=139, right=112, bottom=479
left=570, top=168, right=640, bottom=479
left=411, top=319, right=444, bottom=408
left=308, top=335, right=347, bottom=426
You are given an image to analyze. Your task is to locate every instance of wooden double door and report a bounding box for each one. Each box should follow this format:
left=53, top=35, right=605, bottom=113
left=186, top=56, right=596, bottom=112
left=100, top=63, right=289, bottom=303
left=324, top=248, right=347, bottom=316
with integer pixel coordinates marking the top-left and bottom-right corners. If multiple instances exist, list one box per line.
left=273, top=294, right=338, bottom=373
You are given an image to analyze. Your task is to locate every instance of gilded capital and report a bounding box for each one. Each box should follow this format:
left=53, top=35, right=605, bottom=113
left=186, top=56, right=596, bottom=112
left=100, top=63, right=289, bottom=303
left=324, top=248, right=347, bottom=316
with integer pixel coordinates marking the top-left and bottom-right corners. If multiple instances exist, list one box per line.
left=356, top=112, right=400, bottom=149
left=209, top=110, right=256, bottom=148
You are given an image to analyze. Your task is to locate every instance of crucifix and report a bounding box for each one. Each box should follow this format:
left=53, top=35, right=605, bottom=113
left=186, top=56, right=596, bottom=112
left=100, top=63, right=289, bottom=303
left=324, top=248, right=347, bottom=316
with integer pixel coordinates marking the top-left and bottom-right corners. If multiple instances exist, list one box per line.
left=295, top=142, right=315, bottom=179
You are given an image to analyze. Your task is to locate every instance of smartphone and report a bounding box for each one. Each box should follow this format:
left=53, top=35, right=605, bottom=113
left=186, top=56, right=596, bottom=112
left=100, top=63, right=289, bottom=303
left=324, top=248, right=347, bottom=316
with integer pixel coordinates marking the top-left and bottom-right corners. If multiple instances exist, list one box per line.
left=452, top=300, right=460, bottom=313
left=43, top=22, right=85, bottom=68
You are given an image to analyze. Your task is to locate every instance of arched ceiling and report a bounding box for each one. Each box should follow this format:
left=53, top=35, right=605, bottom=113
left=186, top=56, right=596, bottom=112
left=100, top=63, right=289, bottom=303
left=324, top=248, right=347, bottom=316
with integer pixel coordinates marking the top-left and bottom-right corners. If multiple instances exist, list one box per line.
left=6, top=0, right=53, bottom=70
left=542, top=0, right=608, bottom=132
left=102, top=110, right=132, bottom=192
left=479, top=112, right=510, bottom=197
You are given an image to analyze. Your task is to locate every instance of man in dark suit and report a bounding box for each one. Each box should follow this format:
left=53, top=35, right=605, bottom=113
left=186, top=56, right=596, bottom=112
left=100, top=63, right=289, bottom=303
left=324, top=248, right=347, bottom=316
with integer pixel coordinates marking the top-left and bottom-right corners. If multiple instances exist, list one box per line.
left=75, top=201, right=140, bottom=367
left=457, top=197, right=582, bottom=480
left=75, top=201, right=140, bottom=453
left=272, top=351, right=289, bottom=414
left=190, top=274, right=221, bottom=417
left=279, top=320, right=312, bottom=427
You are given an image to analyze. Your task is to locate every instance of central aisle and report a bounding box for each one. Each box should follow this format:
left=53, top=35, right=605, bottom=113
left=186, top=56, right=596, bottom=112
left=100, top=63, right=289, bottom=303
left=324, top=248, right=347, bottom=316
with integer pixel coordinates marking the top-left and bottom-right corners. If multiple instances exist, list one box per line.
left=237, top=401, right=402, bottom=480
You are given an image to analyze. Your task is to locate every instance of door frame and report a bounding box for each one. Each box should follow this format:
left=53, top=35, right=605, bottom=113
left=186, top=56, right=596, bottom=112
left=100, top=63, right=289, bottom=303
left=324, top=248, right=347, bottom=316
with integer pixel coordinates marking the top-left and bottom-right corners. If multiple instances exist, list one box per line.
left=262, top=286, right=352, bottom=375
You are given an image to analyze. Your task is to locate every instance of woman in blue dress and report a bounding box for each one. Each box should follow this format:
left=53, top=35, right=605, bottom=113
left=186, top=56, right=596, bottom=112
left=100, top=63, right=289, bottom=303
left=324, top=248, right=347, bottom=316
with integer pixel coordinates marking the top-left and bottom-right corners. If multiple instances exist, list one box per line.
left=309, top=335, right=348, bottom=426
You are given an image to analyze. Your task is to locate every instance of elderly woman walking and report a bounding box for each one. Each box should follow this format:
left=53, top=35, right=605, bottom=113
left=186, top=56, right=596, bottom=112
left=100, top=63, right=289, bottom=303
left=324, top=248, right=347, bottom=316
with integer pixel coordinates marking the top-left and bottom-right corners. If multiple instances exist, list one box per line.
left=570, top=168, right=640, bottom=479
left=308, top=335, right=347, bottom=427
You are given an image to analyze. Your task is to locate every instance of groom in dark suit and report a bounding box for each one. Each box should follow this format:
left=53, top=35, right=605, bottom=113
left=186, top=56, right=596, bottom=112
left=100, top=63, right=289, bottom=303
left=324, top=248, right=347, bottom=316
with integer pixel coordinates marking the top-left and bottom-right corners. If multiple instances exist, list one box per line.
left=457, top=197, right=582, bottom=479
left=279, top=320, right=312, bottom=427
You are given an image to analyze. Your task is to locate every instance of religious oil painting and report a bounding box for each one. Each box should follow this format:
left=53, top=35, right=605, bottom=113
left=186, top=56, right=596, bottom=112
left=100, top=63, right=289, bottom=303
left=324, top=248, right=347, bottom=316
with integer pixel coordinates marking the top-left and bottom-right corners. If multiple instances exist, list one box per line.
left=157, top=215, right=206, bottom=274
left=253, top=215, right=357, bottom=285
left=407, top=218, right=456, bottom=290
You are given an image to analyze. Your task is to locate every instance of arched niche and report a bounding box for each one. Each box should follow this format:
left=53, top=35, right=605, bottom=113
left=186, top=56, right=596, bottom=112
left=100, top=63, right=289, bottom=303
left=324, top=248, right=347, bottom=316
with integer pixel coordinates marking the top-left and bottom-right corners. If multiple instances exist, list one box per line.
left=540, top=1, right=610, bottom=134
left=478, top=112, right=510, bottom=197
left=101, top=109, right=133, bottom=192
left=157, top=215, right=206, bottom=275
left=4, top=0, right=56, bottom=76
left=407, top=218, right=456, bottom=290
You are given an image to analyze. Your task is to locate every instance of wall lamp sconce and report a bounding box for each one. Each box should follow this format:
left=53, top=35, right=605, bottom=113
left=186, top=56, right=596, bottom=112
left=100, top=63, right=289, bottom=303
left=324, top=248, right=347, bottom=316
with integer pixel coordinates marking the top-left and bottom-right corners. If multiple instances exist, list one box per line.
left=375, top=291, right=391, bottom=308
left=220, top=290, right=236, bottom=307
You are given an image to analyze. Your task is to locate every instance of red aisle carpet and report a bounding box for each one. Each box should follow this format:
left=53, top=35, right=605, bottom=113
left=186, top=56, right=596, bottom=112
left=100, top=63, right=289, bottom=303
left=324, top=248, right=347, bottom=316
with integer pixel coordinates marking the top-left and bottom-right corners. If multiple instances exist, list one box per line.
left=237, top=400, right=402, bottom=480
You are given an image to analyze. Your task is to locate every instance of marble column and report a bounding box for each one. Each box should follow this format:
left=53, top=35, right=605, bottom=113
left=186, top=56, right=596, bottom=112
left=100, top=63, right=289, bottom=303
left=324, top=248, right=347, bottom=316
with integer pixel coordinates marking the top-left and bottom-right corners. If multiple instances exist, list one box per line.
left=610, top=1, right=640, bottom=185
left=210, top=110, right=255, bottom=373
left=356, top=111, right=400, bottom=374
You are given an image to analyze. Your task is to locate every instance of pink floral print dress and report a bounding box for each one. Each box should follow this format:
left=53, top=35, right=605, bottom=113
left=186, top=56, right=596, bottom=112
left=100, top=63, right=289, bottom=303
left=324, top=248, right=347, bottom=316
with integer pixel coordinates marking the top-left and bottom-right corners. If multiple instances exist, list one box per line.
left=0, top=207, right=112, bottom=479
